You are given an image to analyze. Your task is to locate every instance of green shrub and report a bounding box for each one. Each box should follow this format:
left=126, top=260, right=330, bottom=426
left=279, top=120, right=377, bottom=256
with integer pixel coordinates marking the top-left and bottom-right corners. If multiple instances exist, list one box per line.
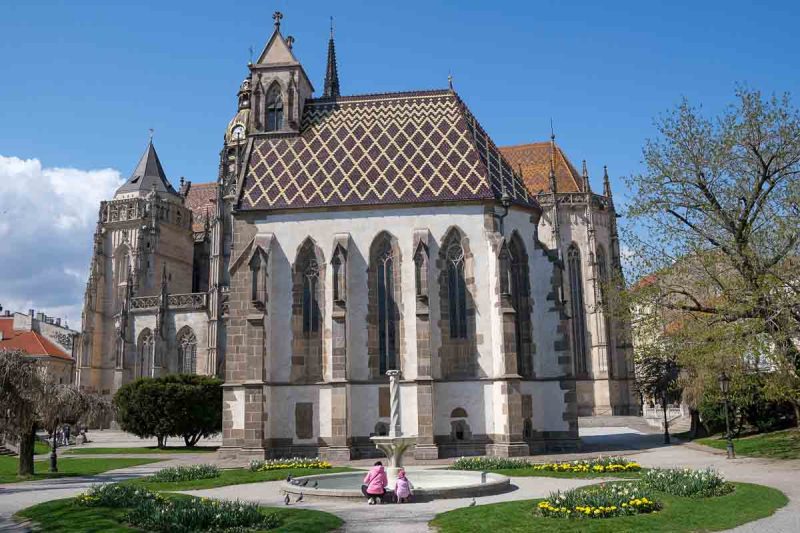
left=126, top=497, right=276, bottom=532
left=248, top=457, right=332, bottom=472
left=642, top=467, right=733, bottom=497
left=539, top=482, right=660, bottom=519
left=75, top=483, right=164, bottom=508
left=149, top=464, right=220, bottom=483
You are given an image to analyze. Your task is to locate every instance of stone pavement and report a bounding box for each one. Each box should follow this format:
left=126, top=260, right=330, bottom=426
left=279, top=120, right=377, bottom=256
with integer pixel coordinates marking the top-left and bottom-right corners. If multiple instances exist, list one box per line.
left=0, top=426, right=798, bottom=532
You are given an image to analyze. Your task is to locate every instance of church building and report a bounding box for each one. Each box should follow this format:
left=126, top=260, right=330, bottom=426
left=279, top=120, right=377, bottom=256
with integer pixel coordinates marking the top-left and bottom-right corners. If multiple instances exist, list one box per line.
left=76, top=12, right=637, bottom=459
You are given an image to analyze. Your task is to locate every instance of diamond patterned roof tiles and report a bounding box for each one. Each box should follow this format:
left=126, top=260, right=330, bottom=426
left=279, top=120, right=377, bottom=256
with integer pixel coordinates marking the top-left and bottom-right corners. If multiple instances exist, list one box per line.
left=239, top=90, right=537, bottom=211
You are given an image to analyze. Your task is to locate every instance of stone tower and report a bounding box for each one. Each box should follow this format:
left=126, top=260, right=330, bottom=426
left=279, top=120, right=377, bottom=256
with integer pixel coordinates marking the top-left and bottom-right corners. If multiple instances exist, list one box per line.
left=76, top=141, right=194, bottom=394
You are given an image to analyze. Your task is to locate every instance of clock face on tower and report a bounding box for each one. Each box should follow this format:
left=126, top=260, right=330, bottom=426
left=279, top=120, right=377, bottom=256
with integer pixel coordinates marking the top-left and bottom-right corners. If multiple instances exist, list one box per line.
left=231, top=125, right=245, bottom=141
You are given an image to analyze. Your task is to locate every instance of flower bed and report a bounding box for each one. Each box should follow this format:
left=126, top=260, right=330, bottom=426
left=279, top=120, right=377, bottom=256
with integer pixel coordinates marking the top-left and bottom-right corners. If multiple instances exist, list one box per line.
left=249, top=457, right=332, bottom=472
left=532, top=457, right=641, bottom=473
left=75, top=483, right=277, bottom=532
left=75, top=483, right=164, bottom=508
left=149, top=464, right=220, bottom=483
left=642, top=467, right=733, bottom=497
left=127, top=496, right=276, bottom=532
left=451, top=457, right=530, bottom=470
left=538, top=482, right=660, bottom=519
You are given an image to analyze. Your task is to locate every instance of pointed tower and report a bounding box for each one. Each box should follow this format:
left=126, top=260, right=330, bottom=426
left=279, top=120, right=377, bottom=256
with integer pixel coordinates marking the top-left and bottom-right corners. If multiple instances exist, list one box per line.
left=323, top=18, right=340, bottom=98
left=114, top=141, right=178, bottom=199
left=249, top=12, right=314, bottom=133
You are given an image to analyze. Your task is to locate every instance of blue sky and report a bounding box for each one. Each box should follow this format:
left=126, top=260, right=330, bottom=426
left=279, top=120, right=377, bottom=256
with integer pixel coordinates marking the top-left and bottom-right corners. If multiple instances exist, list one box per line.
left=1, top=0, right=799, bottom=324
left=3, top=0, right=798, bottom=194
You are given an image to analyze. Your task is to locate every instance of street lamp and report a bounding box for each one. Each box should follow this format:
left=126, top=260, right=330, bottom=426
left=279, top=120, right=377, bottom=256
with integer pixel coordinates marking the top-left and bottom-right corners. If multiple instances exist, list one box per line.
left=717, top=371, right=735, bottom=459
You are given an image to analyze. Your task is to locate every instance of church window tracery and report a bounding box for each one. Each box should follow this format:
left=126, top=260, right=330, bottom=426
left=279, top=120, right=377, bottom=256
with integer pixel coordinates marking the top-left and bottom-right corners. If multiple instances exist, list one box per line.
left=568, top=244, right=589, bottom=375
left=446, top=240, right=467, bottom=339
left=292, top=239, right=323, bottom=382
left=369, top=232, right=400, bottom=376
left=177, top=327, right=197, bottom=374
left=508, top=234, right=533, bottom=377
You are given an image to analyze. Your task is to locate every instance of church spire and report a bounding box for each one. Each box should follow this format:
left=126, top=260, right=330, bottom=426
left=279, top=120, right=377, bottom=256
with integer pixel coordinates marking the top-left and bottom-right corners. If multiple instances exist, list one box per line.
left=603, top=165, right=612, bottom=198
left=582, top=160, right=591, bottom=192
left=549, top=126, right=558, bottom=193
left=323, top=17, right=340, bottom=98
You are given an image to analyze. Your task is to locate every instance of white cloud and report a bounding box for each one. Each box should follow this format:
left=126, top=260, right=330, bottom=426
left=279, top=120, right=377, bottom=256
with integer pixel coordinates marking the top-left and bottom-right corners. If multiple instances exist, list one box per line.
left=0, top=155, right=123, bottom=328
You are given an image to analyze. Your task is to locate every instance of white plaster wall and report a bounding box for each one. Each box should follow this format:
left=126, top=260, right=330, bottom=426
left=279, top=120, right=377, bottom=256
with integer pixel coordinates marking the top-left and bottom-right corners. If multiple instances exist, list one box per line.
left=228, top=388, right=245, bottom=430
left=253, top=205, right=516, bottom=383
left=350, top=385, right=382, bottom=436
left=318, top=387, right=332, bottom=437
left=400, top=382, right=419, bottom=436
left=521, top=380, right=569, bottom=431
left=434, top=382, right=492, bottom=435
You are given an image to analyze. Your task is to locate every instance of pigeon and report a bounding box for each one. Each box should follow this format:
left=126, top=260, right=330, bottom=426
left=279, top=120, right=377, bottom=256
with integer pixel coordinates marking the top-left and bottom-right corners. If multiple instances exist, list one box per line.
left=286, top=474, right=293, bottom=482
left=469, top=498, right=476, bottom=507
left=313, top=481, right=319, bottom=488
left=284, top=494, right=290, bottom=505
left=296, top=493, right=304, bottom=503
left=301, top=479, right=309, bottom=486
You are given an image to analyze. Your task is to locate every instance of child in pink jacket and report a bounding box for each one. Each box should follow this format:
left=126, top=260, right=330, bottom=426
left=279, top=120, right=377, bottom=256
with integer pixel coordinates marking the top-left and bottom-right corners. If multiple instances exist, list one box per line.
left=394, top=469, right=414, bottom=503
left=362, top=461, right=388, bottom=504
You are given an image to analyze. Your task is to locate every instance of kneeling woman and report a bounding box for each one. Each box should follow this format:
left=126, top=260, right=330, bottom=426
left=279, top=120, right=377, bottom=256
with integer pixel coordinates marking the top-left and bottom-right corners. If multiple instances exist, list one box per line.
left=362, top=461, right=388, bottom=504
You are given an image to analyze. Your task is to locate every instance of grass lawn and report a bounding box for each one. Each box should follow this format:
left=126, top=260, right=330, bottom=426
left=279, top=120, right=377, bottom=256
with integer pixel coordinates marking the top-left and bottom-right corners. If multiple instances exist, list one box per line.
left=697, top=428, right=800, bottom=460
left=15, top=495, right=343, bottom=533
left=123, top=466, right=357, bottom=491
left=0, top=455, right=161, bottom=484
left=34, top=440, right=50, bottom=455
left=64, top=446, right=219, bottom=455
left=430, top=482, right=787, bottom=532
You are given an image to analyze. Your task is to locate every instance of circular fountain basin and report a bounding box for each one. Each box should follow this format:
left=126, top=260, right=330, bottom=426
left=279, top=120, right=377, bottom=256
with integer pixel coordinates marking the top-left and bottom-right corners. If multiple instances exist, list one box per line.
left=281, top=469, right=511, bottom=501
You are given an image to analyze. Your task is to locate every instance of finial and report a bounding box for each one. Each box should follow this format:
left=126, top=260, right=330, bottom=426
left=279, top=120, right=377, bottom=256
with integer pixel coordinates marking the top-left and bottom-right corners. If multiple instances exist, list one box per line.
left=286, top=35, right=294, bottom=49
left=550, top=118, right=555, bottom=142
left=273, top=11, right=283, bottom=29
left=179, top=176, right=185, bottom=187
left=248, top=45, right=253, bottom=66
left=448, top=72, right=453, bottom=91
left=148, top=128, right=154, bottom=144
left=582, top=160, right=591, bottom=192
left=330, top=16, right=334, bottom=39
left=603, top=165, right=612, bottom=198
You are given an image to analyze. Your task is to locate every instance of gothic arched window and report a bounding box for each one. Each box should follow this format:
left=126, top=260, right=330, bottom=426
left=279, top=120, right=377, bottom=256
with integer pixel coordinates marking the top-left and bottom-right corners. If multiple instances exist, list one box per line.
left=509, top=235, right=533, bottom=377
left=446, top=240, right=467, bottom=339
left=265, top=84, right=283, bottom=131
left=568, top=244, right=589, bottom=375
left=137, top=329, right=153, bottom=379
left=370, top=233, right=399, bottom=376
left=292, top=239, right=323, bottom=382
left=177, top=327, right=197, bottom=374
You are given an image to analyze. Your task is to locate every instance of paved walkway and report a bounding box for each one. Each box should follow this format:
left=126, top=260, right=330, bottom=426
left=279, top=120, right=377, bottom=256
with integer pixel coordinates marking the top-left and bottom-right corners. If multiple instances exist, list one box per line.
left=0, top=426, right=797, bottom=532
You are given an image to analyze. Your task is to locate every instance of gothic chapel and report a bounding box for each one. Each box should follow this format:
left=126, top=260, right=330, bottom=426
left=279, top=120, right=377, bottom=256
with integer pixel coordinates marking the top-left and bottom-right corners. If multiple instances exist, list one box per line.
left=76, top=13, right=637, bottom=459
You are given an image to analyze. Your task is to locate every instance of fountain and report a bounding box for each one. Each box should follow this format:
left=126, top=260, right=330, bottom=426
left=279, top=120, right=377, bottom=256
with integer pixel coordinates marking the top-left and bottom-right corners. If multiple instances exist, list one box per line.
left=281, top=371, right=511, bottom=501
left=369, top=370, right=417, bottom=486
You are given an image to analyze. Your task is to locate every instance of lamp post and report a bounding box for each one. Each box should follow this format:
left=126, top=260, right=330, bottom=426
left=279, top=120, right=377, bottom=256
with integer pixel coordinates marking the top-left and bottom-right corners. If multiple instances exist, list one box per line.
left=718, top=371, right=735, bottom=459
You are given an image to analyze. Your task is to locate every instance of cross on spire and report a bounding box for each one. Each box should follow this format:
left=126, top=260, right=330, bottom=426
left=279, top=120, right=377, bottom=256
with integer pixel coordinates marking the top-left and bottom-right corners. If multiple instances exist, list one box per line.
left=273, top=11, right=283, bottom=29
left=148, top=128, right=154, bottom=144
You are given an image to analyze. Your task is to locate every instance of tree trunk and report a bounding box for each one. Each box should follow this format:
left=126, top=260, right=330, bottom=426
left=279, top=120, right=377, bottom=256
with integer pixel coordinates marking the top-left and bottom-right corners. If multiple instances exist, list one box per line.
left=662, top=393, right=670, bottom=444
left=157, top=435, right=165, bottom=448
left=689, top=408, right=708, bottom=439
left=49, top=430, right=58, bottom=473
left=184, top=433, right=201, bottom=447
left=17, top=427, right=36, bottom=477
left=793, top=401, right=800, bottom=428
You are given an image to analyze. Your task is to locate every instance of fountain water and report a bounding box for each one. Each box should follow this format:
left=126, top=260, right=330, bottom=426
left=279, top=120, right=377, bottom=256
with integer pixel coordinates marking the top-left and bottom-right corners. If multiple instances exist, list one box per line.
left=369, top=370, right=417, bottom=486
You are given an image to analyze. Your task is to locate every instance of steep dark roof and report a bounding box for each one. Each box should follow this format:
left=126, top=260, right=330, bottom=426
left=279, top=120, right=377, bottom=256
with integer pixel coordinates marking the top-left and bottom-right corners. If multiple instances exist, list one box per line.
left=239, top=90, right=537, bottom=211
left=116, top=141, right=177, bottom=196
left=184, top=182, right=218, bottom=231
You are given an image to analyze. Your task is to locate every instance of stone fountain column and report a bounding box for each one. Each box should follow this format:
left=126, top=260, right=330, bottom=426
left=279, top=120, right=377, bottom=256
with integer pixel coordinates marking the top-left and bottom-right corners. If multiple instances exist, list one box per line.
left=371, top=370, right=417, bottom=487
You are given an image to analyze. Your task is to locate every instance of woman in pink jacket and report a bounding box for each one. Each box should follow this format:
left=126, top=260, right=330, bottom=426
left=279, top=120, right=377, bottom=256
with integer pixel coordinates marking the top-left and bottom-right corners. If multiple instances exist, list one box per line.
left=362, top=461, right=388, bottom=504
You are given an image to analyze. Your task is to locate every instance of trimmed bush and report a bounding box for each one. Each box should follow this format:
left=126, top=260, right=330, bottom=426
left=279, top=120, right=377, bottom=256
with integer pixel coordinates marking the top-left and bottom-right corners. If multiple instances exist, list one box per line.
left=642, top=467, right=733, bottom=497
left=149, top=464, right=220, bottom=483
left=127, top=497, right=277, bottom=532
left=538, top=482, right=660, bottom=519
left=75, top=483, right=164, bottom=508
left=451, top=457, right=530, bottom=470
left=249, top=457, right=331, bottom=472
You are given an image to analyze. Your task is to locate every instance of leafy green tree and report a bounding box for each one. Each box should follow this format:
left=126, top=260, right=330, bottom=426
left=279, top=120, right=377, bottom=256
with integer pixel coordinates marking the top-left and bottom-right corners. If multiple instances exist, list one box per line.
left=113, top=374, right=222, bottom=448
left=624, top=88, right=800, bottom=425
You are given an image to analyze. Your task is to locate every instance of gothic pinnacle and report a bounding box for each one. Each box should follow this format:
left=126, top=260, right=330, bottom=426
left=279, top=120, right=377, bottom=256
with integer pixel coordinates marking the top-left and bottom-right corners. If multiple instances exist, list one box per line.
left=323, top=16, right=340, bottom=98
left=582, top=160, right=591, bottom=192
left=603, top=165, right=612, bottom=198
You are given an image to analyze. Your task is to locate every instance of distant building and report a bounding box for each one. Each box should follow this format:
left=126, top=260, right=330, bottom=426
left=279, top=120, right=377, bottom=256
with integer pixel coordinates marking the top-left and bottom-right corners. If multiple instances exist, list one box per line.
left=0, top=309, right=76, bottom=384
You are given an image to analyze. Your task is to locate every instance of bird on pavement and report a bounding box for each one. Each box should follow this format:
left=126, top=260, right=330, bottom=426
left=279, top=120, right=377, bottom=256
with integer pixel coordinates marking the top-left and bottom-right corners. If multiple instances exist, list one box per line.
left=313, top=481, right=319, bottom=488
left=284, top=494, right=290, bottom=505
left=296, top=493, right=304, bottom=503
left=286, top=474, right=293, bottom=482
left=301, top=479, right=309, bottom=486
left=469, top=498, right=476, bottom=507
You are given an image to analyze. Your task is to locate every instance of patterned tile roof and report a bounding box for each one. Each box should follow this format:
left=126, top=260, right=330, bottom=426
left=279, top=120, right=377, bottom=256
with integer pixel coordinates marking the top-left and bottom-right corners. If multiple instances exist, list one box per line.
left=498, top=142, right=583, bottom=194
left=239, top=90, right=537, bottom=211
left=184, top=182, right=218, bottom=231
